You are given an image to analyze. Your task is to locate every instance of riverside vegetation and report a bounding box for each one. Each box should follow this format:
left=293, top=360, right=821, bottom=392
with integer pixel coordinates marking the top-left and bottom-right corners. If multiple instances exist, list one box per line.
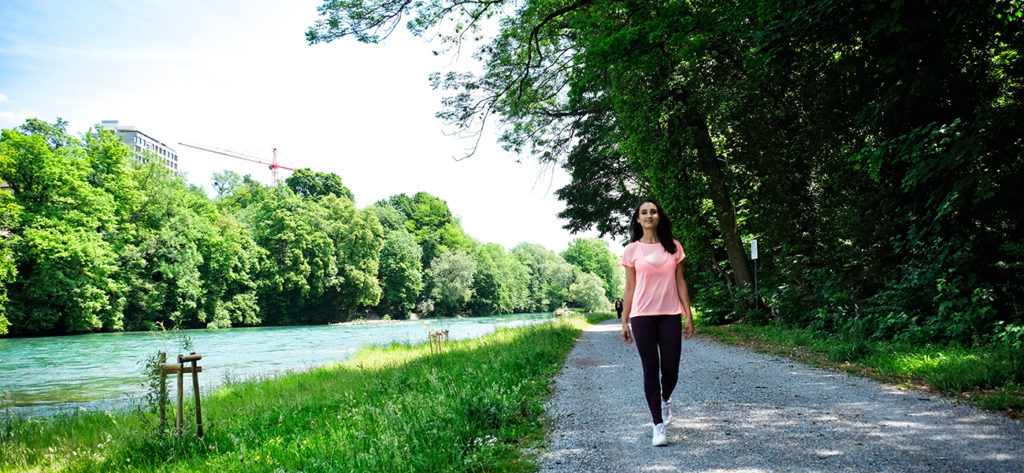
left=0, top=119, right=623, bottom=337
left=0, top=313, right=609, bottom=472
left=698, top=317, right=1024, bottom=416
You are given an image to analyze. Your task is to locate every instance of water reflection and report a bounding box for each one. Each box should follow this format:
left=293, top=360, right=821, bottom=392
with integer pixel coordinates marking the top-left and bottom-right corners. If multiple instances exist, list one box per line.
left=0, top=313, right=556, bottom=417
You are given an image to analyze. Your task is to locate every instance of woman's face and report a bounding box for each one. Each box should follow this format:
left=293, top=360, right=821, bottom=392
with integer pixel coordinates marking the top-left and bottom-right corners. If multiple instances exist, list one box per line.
left=637, top=202, right=659, bottom=231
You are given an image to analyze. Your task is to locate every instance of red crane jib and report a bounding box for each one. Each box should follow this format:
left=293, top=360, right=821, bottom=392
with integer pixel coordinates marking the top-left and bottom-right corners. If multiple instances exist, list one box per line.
left=177, top=143, right=297, bottom=170
left=178, top=142, right=297, bottom=185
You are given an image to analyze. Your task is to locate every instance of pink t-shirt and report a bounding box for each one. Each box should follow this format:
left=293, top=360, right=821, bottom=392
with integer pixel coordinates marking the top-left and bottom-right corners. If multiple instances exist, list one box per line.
left=621, top=239, right=686, bottom=316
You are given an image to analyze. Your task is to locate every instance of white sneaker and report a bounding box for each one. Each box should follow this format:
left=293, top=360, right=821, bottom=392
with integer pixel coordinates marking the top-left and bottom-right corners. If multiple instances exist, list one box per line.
left=661, top=400, right=671, bottom=425
left=652, top=423, right=668, bottom=446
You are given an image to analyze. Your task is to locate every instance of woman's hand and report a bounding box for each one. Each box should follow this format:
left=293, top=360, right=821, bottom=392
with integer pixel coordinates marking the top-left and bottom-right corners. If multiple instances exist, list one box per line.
left=683, top=317, right=695, bottom=340
left=621, top=321, right=633, bottom=344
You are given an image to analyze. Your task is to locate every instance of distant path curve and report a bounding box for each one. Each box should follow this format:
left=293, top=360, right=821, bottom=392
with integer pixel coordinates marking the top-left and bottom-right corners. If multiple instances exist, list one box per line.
left=539, top=318, right=1024, bottom=472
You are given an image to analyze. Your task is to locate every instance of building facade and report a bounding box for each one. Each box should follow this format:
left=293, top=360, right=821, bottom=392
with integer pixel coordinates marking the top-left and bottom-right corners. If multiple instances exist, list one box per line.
left=100, top=120, right=179, bottom=171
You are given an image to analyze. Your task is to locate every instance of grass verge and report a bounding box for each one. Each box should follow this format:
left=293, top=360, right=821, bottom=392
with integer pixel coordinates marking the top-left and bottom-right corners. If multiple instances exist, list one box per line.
left=697, top=320, right=1024, bottom=418
left=1, top=312, right=612, bottom=472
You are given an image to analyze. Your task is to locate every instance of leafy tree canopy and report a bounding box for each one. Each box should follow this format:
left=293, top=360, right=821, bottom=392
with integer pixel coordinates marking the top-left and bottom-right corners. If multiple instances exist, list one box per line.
left=561, top=237, right=622, bottom=302
left=378, top=228, right=423, bottom=318
left=285, top=168, right=355, bottom=201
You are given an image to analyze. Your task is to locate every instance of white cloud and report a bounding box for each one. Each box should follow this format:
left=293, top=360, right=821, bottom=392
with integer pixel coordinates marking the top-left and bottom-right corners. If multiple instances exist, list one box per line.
left=0, top=108, right=40, bottom=130
left=0, top=92, right=8, bottom=103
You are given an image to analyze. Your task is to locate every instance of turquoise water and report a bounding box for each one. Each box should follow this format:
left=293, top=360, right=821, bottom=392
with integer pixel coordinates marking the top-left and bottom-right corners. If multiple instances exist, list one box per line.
left=0, top=313, right=557, bottom=418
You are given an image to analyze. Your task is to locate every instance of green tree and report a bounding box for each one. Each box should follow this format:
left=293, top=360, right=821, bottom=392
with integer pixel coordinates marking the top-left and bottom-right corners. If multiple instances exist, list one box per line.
left=569, top=271, right=611, bottom=312
left=510, top=243, right=559, bottom=311
left=504, top=251, right=532, bottom=312
left=541, top=260, right=577, bottom=311
left=211, top=170, right=243, bottom=197
left=199, top=210, right=260, bottom=328
left=238, top=186, right=382, bottom=324
left=0, top=191, right=21, bottom=335
left=469, top=243, right=530, bottom=316
left=241, top=186, right=338, bottom=325
left=318, top=193, right=383, bottom=316
left=380, top=192, right=473, bottom=267
left=746, top=0, right=1024, bottom=343
left=510, top=243, right=577, bottom=311
left=378, top=229, right=423, bottom=318
left=470, top=244, right=503, bottom=316
left=285, top=168, right=354, bottom=200
left=0, top=119, right=265, bottom=335
left=561, top=238, right=621, bottom=302
left=426, top=250, right=476, bottom=316
left=81, top=126, right=262, bottom=332
left=0, top=119, right=122, bottom=334
left=215, top=174, right=270, bottom=212
left=369, top=202, right=408, bottom=235
left=118, top=166, right=209, bottom=330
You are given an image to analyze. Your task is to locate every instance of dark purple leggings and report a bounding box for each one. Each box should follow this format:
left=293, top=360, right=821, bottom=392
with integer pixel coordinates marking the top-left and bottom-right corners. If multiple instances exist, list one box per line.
left=630, top=314, right=682, bottom=424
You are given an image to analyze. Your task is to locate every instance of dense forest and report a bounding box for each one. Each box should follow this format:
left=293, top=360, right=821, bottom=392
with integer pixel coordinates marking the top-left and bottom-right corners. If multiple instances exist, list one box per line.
left=0, top=119, right=623, bottom=336
left=307, top=0, right=1024, bottom=349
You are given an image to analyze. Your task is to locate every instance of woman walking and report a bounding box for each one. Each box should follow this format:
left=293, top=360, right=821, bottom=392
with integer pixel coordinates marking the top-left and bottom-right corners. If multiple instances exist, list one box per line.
left=620, top=199, right=695, bottom=446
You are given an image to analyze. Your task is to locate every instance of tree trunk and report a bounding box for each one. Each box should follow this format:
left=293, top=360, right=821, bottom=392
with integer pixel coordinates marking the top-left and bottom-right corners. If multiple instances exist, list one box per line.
left=687, top=112, right=753, bottom=288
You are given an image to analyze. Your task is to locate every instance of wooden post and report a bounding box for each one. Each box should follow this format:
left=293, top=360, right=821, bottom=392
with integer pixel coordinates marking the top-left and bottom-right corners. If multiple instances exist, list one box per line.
left=189, top=352, right=203, bottom=437
left=157, top=352, right=167, bottom=433
left=155, top=354, right=203, bottom=437
left=427, top=330, right=447, bottom=354
left=175, top=359, right=184, bottom=436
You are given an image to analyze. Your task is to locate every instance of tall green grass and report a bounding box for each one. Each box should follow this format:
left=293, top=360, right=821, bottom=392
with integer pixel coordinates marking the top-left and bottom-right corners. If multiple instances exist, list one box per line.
left=1, top=313, right=610, bottom=472
left=698, top=318, right=1024, bottom=415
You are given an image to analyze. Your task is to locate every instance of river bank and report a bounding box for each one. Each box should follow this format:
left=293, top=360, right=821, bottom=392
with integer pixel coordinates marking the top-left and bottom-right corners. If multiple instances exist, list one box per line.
left=0, top=312, right=563, bottom=418
left=0, top=313, right=610, bottom=472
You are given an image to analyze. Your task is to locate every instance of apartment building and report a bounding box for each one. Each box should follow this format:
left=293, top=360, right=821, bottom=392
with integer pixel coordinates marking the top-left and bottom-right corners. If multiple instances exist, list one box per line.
left=100, top=120, right=179, bottom=171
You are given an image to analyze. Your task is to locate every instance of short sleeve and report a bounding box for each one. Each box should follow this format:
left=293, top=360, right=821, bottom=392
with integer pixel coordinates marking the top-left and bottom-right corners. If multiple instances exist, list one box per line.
left=673, top=240, right=686, bottom=264
left=621, top=243, right=636, bottom=267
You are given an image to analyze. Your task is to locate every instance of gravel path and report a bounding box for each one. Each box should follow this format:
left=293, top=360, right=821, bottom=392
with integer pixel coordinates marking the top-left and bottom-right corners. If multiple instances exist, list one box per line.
left=539, top=318, right=1024, bottom=473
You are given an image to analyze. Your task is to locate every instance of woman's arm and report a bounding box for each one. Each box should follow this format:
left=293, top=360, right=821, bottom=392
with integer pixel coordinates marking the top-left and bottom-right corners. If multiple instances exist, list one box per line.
left=675, top=261, right=695, bottom=340
left=621, top=266, right=636, bottom=343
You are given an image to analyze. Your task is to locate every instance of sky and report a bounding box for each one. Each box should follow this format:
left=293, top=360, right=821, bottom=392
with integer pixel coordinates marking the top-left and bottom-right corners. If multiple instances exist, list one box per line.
left=0, top=0, right=625, bottom=255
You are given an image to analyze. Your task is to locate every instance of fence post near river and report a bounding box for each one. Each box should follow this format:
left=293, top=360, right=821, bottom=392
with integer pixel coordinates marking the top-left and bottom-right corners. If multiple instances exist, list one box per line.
left=158, top=352, right=167, bottom=434
left=155, top=352, right=204, bottom=437
left=428, top=330, right=450, bottom=354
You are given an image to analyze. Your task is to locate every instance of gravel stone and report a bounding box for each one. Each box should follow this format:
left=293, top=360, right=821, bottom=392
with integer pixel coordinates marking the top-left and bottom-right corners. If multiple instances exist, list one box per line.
left=539, top=318, right=1024, bottom=472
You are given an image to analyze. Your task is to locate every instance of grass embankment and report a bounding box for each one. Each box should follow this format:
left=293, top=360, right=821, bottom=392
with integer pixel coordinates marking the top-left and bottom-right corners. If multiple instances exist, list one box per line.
left=0, top=313, right=612, bottom=472
left=698, top=320, right=1024, bottom=417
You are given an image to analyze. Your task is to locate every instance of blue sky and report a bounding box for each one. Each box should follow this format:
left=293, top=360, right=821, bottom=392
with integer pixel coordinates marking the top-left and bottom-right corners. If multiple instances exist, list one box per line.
left=0, top=0, right=624, bottom=254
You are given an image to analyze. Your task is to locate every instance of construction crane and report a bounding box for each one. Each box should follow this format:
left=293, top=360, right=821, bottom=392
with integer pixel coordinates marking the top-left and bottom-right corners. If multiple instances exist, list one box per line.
left=178, top=142, right=297, bottom=186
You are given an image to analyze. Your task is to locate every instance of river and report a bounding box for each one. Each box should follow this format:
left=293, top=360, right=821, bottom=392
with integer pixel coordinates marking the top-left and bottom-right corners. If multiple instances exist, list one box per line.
left=0, top=313, right=558, bottom=418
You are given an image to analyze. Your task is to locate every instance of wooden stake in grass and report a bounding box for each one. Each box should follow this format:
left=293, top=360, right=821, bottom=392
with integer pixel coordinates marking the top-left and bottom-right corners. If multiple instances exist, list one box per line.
left=157, top=352, right=167, bottom=434
left=190, top=353, right=203, bottom=437
left=181, top=352, right=203, bottom=437
left=176, top=359, right=183, bottom=435
left=428, top=330, right=450, bottom=354
left=156, top=353, right=204, bottom=437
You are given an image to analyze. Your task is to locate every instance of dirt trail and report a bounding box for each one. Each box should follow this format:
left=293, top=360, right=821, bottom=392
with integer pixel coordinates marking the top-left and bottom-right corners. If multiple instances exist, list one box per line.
left=539, top=318, right=1024, bottom=473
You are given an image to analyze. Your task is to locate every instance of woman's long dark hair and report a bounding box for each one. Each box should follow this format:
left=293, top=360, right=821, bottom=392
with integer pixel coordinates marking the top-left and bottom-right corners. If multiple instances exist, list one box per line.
left=629, top=198, right=677, bottom=254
